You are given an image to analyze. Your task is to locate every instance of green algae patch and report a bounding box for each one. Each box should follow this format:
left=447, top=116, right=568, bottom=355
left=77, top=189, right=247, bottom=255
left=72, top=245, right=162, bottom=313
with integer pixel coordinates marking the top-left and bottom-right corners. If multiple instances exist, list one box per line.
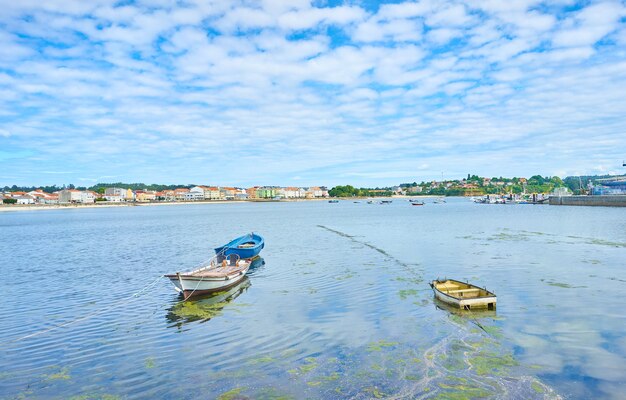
left=254, top=387, right=295, bottom=400
left=322, top=372, right=340, bottom=382
left=288, top=357, right=318, bottom=375
left=306, top=381, right=322, bottom=387
left=469, top=351, right=518, bottom=376
left=367, top=339, right=399, bottom=352
left=363, top=386, right=386, bottom=398
left=398, top=289, right=419, bottom=300
left=335, top=272, right=355, bottom=281
left=370, top=363, right=384, bottom=371
left=170, top=300, right=229, bottom=320
left=144, top=357, right=156, bottom=369
left=546, top=281, right=586, bottom=289
left=44, top=366, right=71, bottom=381
left=532, top=382, right=545, bottom=393
left=68, top=394, right=121, bottom=400
left=586, top=238, right=626, bottom=248
left=480, top=324, right=503, bottom=339
left=248, top=355, right=275, bottom=365
left=435, top=383, right=492, bottom=399
left=217, top=387, right=246, bottom=400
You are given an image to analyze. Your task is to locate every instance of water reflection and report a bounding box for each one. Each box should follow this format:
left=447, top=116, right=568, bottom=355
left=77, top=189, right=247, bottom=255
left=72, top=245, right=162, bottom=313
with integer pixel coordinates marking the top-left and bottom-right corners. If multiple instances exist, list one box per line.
left=247, top=255, right=266, bottom=274
left=166, top=278, right=251, bottom=327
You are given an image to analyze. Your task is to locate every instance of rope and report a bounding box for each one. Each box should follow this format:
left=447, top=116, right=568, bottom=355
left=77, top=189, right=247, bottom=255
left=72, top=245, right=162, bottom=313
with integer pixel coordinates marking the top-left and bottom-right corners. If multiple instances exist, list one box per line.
left=1, top=274, right=165, bottom=348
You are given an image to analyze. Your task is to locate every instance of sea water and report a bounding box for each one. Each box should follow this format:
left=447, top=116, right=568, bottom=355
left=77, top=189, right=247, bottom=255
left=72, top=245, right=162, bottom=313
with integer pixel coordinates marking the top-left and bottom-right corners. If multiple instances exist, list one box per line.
left=0, top=199, right=624, bottom=399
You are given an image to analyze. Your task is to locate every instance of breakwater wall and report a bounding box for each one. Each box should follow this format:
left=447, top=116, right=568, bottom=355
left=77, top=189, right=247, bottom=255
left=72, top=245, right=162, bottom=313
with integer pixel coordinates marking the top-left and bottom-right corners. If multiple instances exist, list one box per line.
left=549, top=195, right=626, bottom=207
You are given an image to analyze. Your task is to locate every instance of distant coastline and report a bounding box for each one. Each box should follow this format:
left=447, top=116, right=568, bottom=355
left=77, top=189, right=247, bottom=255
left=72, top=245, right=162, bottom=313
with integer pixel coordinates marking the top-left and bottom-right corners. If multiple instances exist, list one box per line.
left=0, top=198, right=331, bottom=213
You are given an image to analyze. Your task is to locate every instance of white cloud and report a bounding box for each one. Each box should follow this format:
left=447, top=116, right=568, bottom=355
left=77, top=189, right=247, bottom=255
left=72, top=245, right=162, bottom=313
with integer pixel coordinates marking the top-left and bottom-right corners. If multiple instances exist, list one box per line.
left=0, top=0, right=625, bottom=188
left=552, top=2, right=626, bottom=48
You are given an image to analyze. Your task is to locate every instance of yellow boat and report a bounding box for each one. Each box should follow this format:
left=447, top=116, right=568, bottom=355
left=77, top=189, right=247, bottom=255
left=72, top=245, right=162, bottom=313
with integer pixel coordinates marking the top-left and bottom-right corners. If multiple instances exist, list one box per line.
left=430, top=279, right=496, bottom=310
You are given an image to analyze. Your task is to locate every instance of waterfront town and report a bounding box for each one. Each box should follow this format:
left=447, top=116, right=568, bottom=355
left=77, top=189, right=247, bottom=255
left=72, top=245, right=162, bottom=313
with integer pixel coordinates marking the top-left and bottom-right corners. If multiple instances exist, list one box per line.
left=2, top=174, right=625, bottom=206
left=0, top=185, right=331, bottom=205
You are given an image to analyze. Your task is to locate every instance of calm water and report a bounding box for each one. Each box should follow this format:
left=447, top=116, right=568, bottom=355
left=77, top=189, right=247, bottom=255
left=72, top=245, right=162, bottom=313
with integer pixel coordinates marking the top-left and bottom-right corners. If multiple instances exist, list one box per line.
left=1, top=200, right=625, bottom=399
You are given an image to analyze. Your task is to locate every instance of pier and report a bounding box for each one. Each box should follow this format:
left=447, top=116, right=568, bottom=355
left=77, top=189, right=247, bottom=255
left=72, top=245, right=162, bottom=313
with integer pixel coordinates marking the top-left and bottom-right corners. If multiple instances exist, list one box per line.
left=549, top=195, right=626, bottom=207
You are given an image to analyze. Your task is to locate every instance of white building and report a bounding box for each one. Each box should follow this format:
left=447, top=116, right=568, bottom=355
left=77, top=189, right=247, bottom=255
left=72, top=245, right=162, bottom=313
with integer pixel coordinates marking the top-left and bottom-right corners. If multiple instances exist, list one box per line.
left=15, top=195, right=35, bottom=204
left=59, top=190, right=96, bottom=204
left=184, top=191, right=204, bottom=201
left=104, top=195, right=124, bottom=202
left=552, top=187, right=572, bottom=197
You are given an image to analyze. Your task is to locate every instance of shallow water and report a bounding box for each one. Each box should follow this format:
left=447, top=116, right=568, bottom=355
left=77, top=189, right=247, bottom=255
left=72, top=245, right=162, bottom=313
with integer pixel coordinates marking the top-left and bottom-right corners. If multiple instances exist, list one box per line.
left=0, top=199, right=625, bottom=399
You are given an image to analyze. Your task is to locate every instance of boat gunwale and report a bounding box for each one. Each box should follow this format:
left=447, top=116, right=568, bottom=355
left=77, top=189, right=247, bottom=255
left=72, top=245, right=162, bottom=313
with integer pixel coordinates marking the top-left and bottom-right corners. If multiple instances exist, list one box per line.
left=430, top=279, right=496, bottom=300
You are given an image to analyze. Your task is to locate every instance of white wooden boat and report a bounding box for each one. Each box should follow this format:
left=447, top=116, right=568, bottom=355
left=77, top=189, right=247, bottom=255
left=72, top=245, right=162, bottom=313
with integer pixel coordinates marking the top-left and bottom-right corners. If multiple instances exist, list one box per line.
left=430, top=279, right=496, bottom=310
left=165, top=254, right=253, bottom=300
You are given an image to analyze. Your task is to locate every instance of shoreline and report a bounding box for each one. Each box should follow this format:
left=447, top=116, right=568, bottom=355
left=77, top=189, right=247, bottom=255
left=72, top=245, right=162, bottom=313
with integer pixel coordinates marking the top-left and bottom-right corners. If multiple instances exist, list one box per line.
left=0, top=198, right=326, bottom=213
left=0, top=195, right=459, bottom=213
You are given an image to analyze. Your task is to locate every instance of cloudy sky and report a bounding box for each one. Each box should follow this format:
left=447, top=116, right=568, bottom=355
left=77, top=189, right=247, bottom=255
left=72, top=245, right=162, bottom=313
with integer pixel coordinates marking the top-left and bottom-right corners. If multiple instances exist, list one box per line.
left=1, top=0, right=625, bottom=187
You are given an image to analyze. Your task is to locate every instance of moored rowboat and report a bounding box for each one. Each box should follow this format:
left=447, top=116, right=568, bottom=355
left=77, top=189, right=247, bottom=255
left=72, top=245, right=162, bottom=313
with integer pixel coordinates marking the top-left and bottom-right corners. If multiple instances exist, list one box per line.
left=214, top=233, right=264, bottom=259
left=429, top=279, right=496, bottom=310
left=166, top=255, right=253, bottom=300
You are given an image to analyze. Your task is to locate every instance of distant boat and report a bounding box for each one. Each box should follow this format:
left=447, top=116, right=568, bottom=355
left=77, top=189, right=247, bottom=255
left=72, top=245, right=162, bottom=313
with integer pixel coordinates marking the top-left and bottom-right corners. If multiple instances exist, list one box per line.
left=411, top=201, right=424, bottom=206
left=367, top=200, right=374, bottom=204
left=166, top=254, right=255, bottom=300
left=430, top=279, right=496, bottom=310
left=328, top=200, right=339, bottom=203
left=433, top=198, right=446, bottom=204
left=380, top=200, right=392, bottom=204
left=214, top=233, right=264, bottom=259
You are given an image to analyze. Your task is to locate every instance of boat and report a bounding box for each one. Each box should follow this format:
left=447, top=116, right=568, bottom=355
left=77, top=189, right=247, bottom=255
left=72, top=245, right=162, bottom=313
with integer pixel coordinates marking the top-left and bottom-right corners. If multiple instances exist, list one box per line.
left=429, top=279, right=496, bottom=310
left=411, top=201, right=424, bottom=206
left=214, top=232, right=264, bottom=259
left=328, top=199, right=339, bottom=203
left=433, top=198, right=446, bottom=204
left=380, top=200, right=392, bottom=204
left=165, top=254, right=255, bottom=300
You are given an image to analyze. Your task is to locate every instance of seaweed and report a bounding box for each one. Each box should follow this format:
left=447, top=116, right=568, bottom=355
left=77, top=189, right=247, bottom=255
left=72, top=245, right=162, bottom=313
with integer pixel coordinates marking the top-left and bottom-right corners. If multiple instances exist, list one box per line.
left=217, top=387, right=246, bottom=400
left=367, top=340, right=399, bottom=352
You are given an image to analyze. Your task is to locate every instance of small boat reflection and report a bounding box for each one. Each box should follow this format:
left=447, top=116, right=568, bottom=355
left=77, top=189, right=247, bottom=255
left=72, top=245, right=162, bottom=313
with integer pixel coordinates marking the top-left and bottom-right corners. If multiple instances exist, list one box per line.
left=246, top=256, right=266, bottom=276
left=433, top=298, right=497, bottom=319
left=166, top=278, right=251, bottom=327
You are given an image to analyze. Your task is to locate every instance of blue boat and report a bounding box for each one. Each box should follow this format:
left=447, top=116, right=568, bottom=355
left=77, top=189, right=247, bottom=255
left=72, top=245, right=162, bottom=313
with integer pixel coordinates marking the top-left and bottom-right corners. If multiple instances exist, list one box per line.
left=214, top=233, right=264, bottom=259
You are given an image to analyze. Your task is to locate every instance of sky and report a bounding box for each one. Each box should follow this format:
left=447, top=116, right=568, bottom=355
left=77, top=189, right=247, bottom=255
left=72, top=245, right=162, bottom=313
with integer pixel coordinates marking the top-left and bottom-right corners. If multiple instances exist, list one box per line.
left=1, top=0, right=626, bottom=188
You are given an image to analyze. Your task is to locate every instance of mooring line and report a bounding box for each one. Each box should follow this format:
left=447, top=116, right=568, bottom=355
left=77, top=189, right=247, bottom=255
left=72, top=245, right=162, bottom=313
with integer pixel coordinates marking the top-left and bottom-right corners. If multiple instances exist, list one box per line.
left=0, top=274, right=165, bottom=348
left=317, top=225, right=419, bottom=272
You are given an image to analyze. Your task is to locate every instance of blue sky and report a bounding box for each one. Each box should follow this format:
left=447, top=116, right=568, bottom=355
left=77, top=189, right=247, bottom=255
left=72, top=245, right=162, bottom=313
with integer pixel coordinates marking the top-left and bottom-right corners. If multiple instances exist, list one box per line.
left=1, top=0, right=625, bottom=188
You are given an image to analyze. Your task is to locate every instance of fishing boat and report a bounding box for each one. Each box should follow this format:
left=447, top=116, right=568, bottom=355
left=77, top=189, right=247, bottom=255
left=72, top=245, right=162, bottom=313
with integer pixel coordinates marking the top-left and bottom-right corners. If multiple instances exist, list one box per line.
left=214, top=232, right=264, bottom=259
left=328, top=200, right=339, bottom=203
left=165, top=254, right=254, bottom=300
left=429, top=279, right=496, bottom=310
left=411, top=201, right=424, bottom=206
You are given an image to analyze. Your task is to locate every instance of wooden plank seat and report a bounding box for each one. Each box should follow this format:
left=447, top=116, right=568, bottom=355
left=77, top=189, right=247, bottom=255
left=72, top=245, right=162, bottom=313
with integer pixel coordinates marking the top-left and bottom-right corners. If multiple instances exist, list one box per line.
left=446, top=288, right=480, bottom=294
left=191, top=266, right=243, bottom=278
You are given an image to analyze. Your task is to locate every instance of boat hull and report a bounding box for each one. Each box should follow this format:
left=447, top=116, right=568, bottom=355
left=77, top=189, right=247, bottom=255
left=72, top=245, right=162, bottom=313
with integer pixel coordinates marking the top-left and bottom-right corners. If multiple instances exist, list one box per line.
left=430, top=279, right=496, bottom=310
left=166, top=265, right=249, bottom=300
